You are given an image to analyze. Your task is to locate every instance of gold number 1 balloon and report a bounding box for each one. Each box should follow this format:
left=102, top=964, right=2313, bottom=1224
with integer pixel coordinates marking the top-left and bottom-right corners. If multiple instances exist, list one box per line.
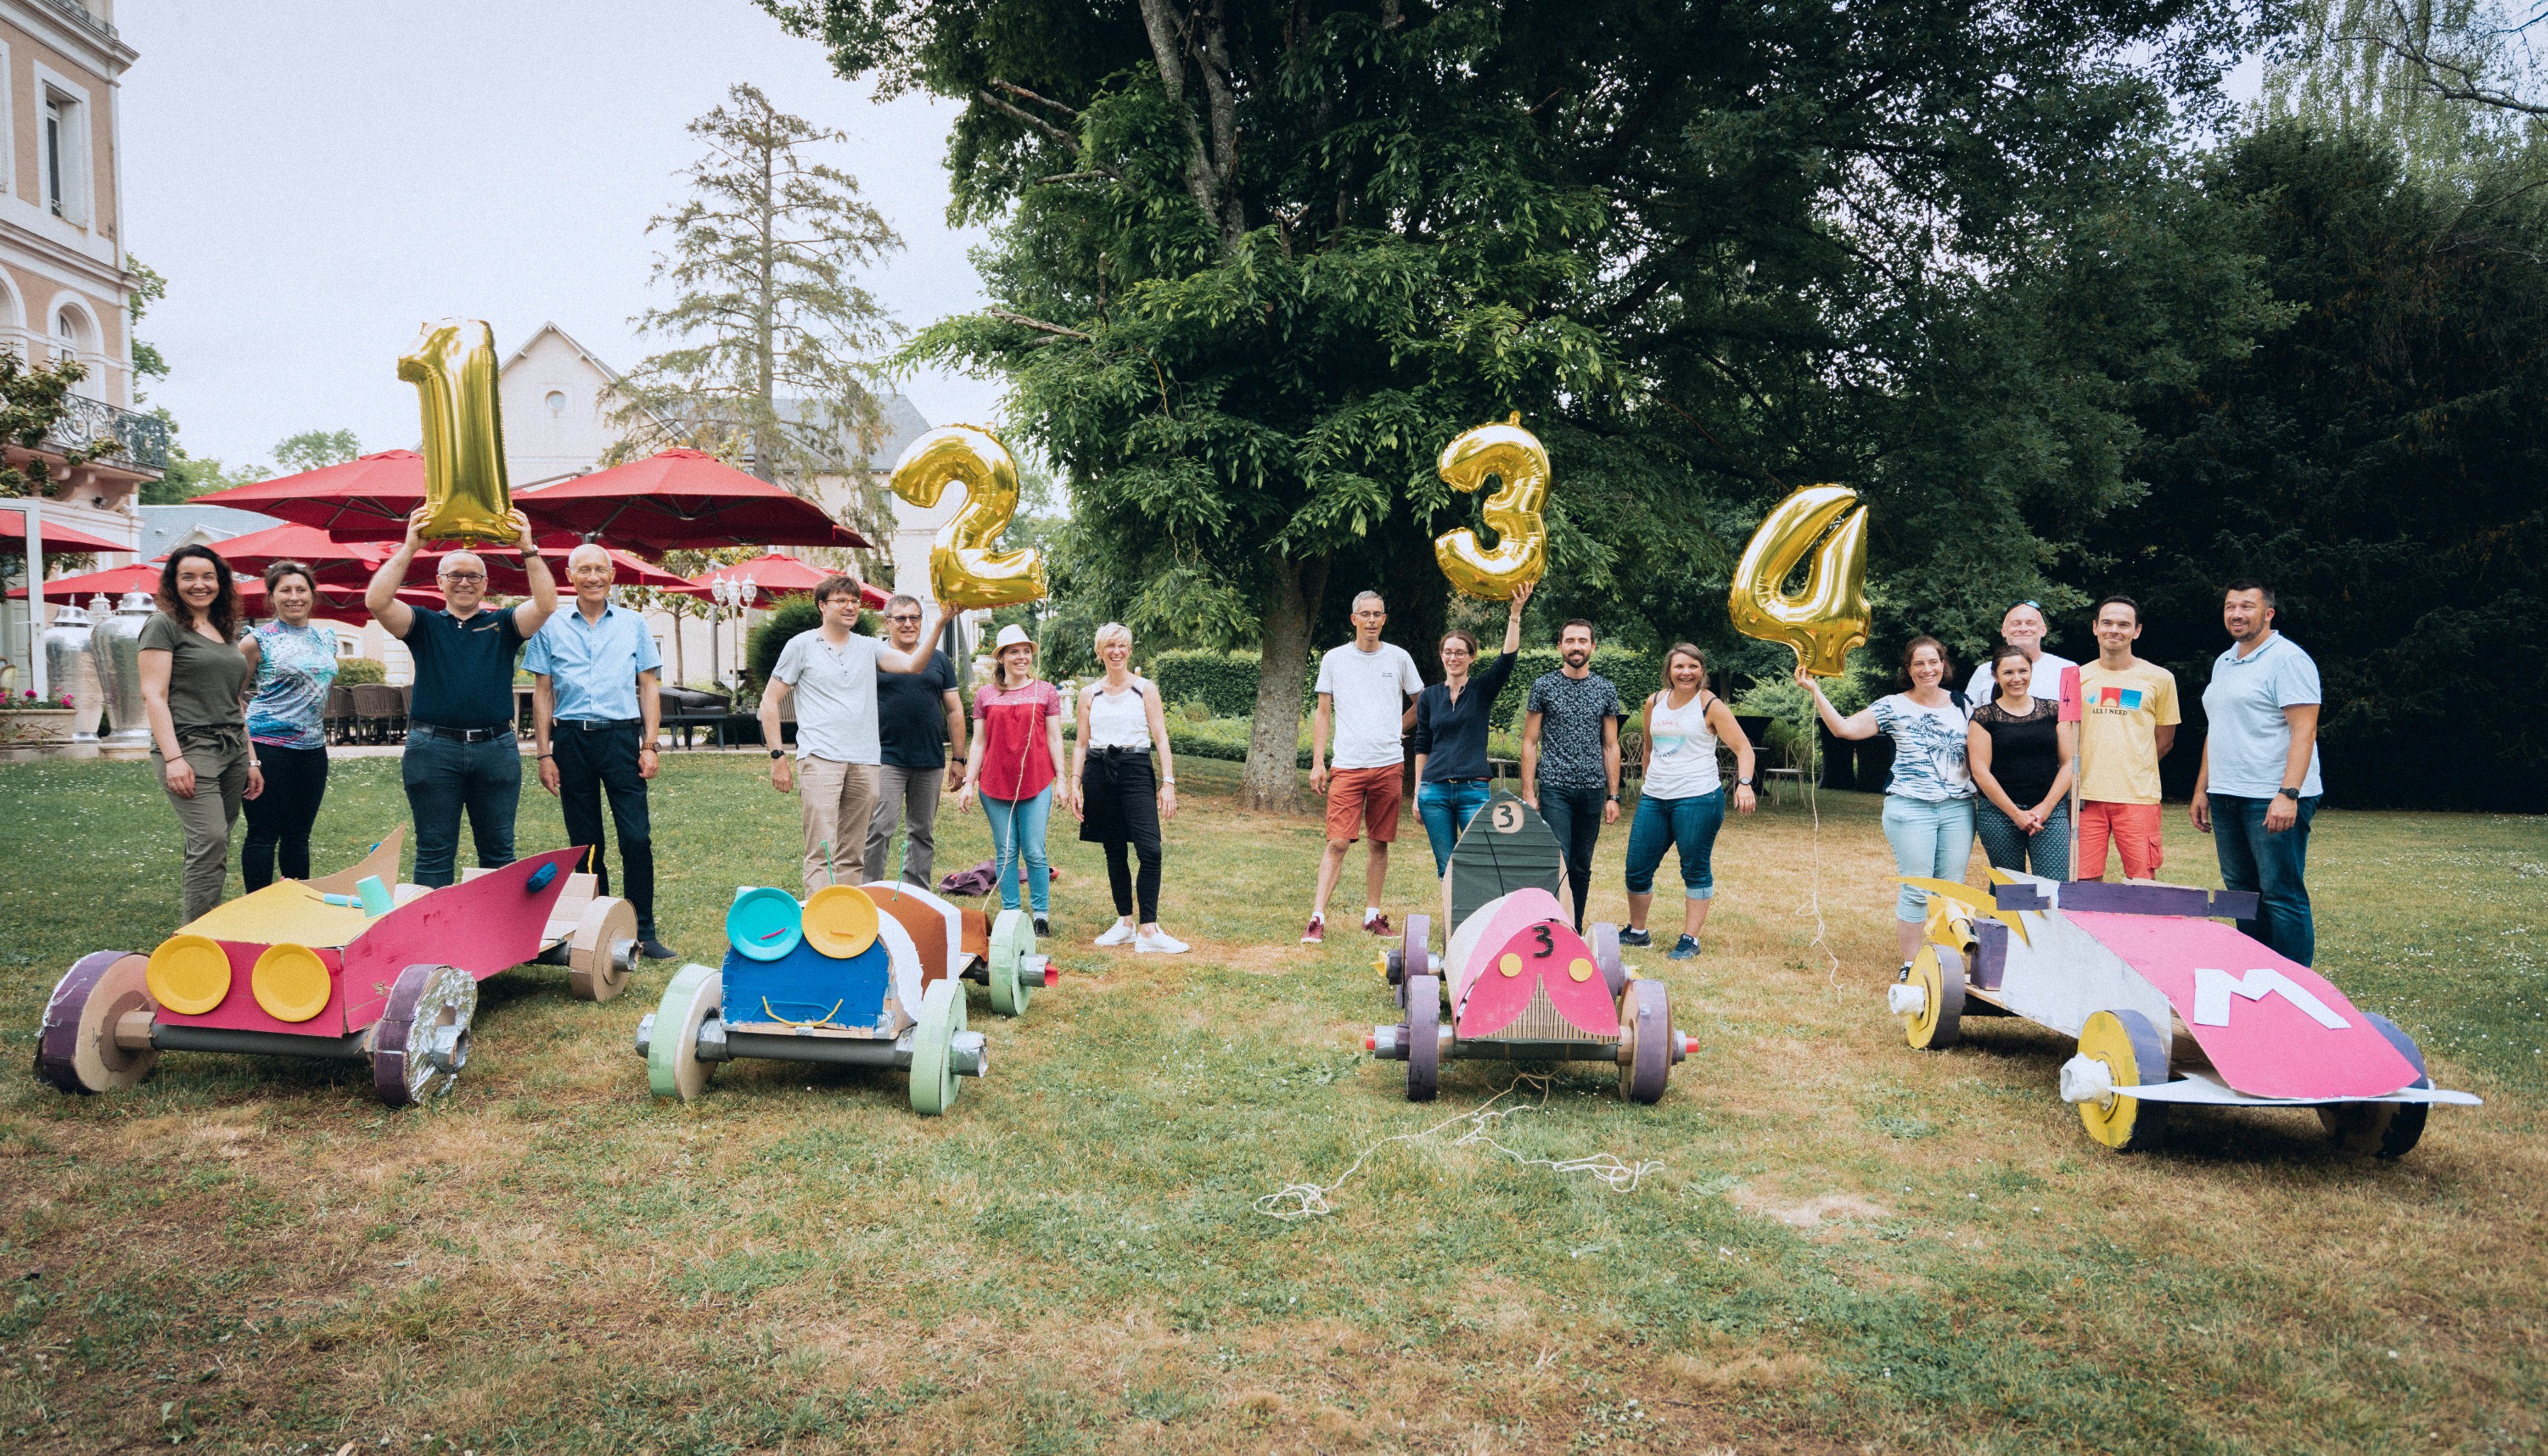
left=888, top=424, right=1048, bottom=610
left=1433, top=412, right=1549, bottom=600
left=1729, top=484, right=1872, bottom=678
left=397, top=320, right=514, bottom=544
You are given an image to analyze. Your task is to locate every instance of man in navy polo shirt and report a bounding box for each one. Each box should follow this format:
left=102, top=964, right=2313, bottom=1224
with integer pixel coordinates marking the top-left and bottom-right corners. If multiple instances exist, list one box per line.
left=527, top=543, right=676, bottom=959
left=366, top=503, right=558, bottom=887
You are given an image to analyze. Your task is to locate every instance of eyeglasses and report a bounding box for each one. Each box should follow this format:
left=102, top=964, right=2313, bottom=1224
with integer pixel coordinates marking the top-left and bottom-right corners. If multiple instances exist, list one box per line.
left=886, top=613, right=923, bottom=623
left=439, top=571, right=485, bottom=584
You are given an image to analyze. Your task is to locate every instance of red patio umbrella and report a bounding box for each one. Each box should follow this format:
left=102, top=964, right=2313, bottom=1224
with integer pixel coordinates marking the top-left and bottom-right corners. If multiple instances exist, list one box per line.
left=185, top=450, right=431, bottom=541
left=693, top=552, right=889, bottom=608
left=408, top=545, right=697, bottom=596
left=239, top=576, right=441, bottom=626
left=203, top=522, right=392, bottom=580
left=0, top=512, right=135, bottom=553
left=7, top=562, right=163, bottom=602
left=516, top=449, right=870, bottom=552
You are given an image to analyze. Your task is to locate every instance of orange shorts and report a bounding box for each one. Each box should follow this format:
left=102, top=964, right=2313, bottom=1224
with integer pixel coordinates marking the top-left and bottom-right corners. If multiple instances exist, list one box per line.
left=2078, top=800, right=2164, bottom=880
left=1324, top=765, right=1403, bottom=844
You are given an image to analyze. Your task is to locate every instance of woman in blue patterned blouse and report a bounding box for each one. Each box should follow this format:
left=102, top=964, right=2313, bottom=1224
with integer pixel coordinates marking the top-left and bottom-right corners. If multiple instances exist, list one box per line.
left=239, top=561, right=340, bottom=889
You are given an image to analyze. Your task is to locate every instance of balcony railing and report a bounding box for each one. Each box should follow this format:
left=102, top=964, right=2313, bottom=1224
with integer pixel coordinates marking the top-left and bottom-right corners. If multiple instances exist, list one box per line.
left=42, top=395, right=169, bottom=473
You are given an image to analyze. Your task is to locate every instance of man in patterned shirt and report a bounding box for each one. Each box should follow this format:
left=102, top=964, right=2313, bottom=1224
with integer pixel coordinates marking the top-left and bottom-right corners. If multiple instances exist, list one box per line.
left=1521, top=619, right=1624, bottom=931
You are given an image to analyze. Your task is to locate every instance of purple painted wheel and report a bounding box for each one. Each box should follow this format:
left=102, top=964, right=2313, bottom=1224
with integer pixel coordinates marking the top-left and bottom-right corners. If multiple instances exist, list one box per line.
left=1618, top=978, right=1670, bottom=1104
left=1405, top=973, right=1440, bottom=1102
left=1591, top=923, right=1626, bottom=999
left=36, top=950, right=155, bottom=1095
left=370, top=963, right=477, bottom=1108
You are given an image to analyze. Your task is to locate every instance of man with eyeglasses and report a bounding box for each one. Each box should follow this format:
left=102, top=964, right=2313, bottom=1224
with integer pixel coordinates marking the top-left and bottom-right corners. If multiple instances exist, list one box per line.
left=863, top=593, right=968, bottom=888
left=366, top=504, right=558, bottom=886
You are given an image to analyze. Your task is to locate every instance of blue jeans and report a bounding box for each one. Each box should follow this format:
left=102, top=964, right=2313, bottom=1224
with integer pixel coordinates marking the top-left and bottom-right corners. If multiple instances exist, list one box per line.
left=2210, top=792, right=2317, bottom=966
left=1416, top=779, right=1494, bottom=877
left=983, top=785, right=1052, bottom=913
left=1881, top=794, right=1976, bottom=921
left=401, top=728, right=521, bottom=888
left=1536, top=783, right=1608, bottom=931
left=1624, top=787, right=1727, bottom=899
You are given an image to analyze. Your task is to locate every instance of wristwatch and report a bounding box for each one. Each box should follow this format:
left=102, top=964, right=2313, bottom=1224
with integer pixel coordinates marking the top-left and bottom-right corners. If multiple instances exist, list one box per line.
left=770, top=748, right=785, bottom=760
left=1737, top=776, right=1754, bottom=787
left=2276, top=786, right=2302, bottom=801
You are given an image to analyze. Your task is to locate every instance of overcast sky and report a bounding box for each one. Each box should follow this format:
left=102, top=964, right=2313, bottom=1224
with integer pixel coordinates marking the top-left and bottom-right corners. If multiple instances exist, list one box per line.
left=122, top=0, right=1000, bottom=473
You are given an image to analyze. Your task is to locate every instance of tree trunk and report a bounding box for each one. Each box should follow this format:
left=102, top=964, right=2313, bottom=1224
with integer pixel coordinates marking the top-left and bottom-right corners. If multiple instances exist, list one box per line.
left=1240, top=553, right=1328, bottom=812
left=671, top=604, right=688, bottom=687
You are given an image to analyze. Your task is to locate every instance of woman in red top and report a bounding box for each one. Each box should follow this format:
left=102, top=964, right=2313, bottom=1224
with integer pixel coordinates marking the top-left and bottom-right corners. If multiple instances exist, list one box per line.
left=957, top=624, right=1067, bottom=933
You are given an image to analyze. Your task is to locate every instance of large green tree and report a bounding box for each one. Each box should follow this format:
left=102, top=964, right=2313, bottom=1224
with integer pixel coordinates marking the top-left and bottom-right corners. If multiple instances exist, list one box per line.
left=770, top=0, right=2272, bottom=808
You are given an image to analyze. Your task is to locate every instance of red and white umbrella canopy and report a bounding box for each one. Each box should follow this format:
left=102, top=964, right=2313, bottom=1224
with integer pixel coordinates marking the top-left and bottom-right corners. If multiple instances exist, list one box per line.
left=518, top=450, right=871, bottom=552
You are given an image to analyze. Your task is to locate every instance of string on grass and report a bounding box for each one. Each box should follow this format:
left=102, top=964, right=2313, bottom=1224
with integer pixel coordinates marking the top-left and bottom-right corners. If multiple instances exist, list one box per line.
left=1796, top=692, right=1842, bottom=999
left=1254, top=1073, right=1664, bottom=1220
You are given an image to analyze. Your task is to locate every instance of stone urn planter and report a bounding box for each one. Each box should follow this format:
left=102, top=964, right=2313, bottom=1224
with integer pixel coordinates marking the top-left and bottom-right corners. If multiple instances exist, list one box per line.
left=0, top=706, right=76, bottom=744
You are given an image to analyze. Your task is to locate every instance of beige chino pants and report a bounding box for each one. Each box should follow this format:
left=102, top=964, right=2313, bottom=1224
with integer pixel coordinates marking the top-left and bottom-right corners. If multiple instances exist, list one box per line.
left=796, top=756, right=879, bottom=900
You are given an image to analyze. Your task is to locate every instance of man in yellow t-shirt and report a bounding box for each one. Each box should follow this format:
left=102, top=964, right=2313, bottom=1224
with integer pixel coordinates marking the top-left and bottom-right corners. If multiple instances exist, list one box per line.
left=2075, top=596, right=2180, bottom=881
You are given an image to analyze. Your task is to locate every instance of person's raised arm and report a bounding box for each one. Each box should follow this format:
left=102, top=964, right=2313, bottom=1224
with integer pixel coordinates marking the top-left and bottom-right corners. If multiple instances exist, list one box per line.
left=1309, top=691, right=1334, bottom=796
left=879, top=602, right=945, bottom=674
left=1142, top=679, right=1178, bottom=820
left=368, top=506, right=429, bottom=637
left=1501, top=580, right=1531, bottom=655
left=1706, top=695, right=1757, bottom=815
left=1519, top=709, right=1542, bottom=808
left=508, top=509, right=558, bottom=638
left=1797, top=666, right=1880, bottom=740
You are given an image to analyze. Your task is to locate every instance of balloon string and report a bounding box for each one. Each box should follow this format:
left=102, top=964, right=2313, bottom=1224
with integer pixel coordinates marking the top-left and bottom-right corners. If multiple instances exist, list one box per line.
left=1797, top=688, right=1840, bottom=999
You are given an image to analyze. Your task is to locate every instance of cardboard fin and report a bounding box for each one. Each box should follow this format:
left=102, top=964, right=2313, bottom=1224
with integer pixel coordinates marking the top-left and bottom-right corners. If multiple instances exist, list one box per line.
left=306, top=828, right=407, bottom=897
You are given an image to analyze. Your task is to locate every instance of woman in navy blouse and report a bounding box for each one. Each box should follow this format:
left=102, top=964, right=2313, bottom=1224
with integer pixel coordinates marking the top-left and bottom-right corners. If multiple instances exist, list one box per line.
left=1410, top=581, right=1532, bottom=877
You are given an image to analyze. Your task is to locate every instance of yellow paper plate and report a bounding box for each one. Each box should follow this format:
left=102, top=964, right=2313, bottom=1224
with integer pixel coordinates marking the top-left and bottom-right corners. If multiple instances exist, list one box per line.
left=250, top=943, right=332, bottom=1023
left=803, top=885, right=881, bottom=960
left=146, top=933, right=233, bottom=1016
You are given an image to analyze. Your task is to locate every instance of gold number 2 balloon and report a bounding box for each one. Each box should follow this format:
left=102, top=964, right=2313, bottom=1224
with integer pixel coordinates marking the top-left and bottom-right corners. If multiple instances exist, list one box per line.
left=1728, top=484, right=1872, bottom=678
left=397, top=320, right=514, bottom=544
left=1433, top=412, right=1549, bottom=601
left=888, top=424, right=1048, bottom=610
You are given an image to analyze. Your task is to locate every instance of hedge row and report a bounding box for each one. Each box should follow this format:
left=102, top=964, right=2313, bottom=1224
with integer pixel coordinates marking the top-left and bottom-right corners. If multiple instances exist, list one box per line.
left=1151, top=646, right=1668, bottom=731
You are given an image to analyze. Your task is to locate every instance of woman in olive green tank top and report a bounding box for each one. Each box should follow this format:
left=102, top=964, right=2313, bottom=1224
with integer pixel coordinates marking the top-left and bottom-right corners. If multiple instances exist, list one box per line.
left=138, top=545, right=259, bottom=922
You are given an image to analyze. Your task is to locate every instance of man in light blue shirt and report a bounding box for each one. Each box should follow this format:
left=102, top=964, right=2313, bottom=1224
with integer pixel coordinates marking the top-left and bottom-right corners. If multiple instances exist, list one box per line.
left=2190, top=579, right=2323, bottom=965
left=527, top=544, right=675, bottom=959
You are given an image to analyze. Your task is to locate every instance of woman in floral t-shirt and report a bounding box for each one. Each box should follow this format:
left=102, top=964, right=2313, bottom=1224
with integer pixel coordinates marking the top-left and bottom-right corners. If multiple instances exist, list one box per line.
left=957, top=624, right=1066, bottom=934
left=239, top=561, right=340, bottom=890
left=1803, top=636, right=1977, bottom=975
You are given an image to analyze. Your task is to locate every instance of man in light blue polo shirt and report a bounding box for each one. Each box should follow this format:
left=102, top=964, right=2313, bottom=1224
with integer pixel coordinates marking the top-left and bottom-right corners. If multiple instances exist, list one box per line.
left=527, top=543, right=676, bottom=960
left=2190, top=578, right=2323, bottom=965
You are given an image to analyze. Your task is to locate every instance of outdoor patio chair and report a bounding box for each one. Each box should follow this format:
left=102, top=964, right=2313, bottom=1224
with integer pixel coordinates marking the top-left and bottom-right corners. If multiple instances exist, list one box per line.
left=323, top=686, right=356, bottom=745
left=350, top=683, right=406, bottom=743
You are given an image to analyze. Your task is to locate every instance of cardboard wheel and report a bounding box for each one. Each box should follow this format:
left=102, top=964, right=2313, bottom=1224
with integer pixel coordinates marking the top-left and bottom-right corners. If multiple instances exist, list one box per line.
left=2075, top=1008, right=2169, bottom=1151
left=36, top=951, right=155, bottom=1095
left=1905, top=946, right=1963, bottom=1050
left=988, top=935, right=1031, bottom=1016
left=989, top=909, right=1035, bottom=997
left=371, top=963, right=477, bottom=1108
left=1591, top=923, right=1627, bottom=1000
left=909, top=979, right=965, bottom=1116
left=2319, top=1011, right=2429, bottom=1159
left=1405, top=973, right=1440, bottom=1101
left=1618, top=978, right=1670, bottom=1104
left=568, top=897, right=639, bottom=1002
left=646, top=963, right=721, bottom=1102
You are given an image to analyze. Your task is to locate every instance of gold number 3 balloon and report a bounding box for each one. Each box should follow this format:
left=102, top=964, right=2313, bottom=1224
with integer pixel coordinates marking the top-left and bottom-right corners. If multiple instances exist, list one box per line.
left=1729, top=484, right=1872, bottom=678
left=887, top=425, right=1048, bottom=610
left=1433, top=413, right=1548, bottom=601
left=398, top=320, right=514, bottom=544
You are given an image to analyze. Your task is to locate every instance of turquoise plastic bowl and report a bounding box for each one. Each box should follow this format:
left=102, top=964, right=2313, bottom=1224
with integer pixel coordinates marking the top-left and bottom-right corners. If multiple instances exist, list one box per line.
left=726, top=886, right=804, bottom=961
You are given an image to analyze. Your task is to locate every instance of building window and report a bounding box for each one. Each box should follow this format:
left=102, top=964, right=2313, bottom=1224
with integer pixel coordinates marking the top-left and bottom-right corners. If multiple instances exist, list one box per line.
left=41, top=92, right=79, bottom=221
left=545, top=389, right=568, bottom=416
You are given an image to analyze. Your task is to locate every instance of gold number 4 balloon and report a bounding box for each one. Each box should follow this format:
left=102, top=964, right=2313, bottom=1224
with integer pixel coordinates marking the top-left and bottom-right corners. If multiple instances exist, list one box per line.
left=1434, top=412, right=1550, bottom=601
left=1729, top=484, right=1872, bottom=678
left=397, top=320, right=514, bottom=544
left=888, top=424, right=1048, bottom=610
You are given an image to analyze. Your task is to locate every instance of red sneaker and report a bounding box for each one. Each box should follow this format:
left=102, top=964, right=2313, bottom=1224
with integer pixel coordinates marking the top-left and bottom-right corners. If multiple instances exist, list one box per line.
left=1364, top=912, right=1391, bottom=936
left=1300, top=915, right=1325, bottom=944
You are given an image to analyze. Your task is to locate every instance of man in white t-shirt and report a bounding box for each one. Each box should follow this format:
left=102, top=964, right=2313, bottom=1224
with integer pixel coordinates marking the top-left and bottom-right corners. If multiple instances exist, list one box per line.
left=1962, top=600, right=2078, bottom=710
left=1304, top=590, right=1423, bottom=944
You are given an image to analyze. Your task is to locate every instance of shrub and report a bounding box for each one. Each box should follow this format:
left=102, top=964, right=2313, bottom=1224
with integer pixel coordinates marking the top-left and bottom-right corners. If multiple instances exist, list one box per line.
left=334, top=658, right=387, bottom=686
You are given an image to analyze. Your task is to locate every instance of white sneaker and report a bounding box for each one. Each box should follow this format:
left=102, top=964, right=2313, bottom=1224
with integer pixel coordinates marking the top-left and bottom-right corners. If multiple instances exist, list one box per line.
left=1093, top=921, right=1137, bottom=948
left=1135, top=929, right=1190, bottom=954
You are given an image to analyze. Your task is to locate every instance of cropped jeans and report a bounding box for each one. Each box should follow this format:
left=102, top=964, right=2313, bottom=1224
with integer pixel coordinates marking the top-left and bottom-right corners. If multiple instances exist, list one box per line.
left=2209, top=792, right=2318, bottom=966
left=1623, top=787, right=1727, bottom=900
left=1415, top=779, right=1494, bottom=878
left=983, top=785, right=1053, bottom=914
left=1881, top=793, right=1976, bottom=921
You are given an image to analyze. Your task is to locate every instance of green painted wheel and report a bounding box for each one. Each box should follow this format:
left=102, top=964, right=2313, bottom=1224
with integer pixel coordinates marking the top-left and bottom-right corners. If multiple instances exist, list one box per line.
left=987, top=910, right=1034, bottom=1016
left=908, top=978, right=965, bottom=1116
left=647, top=963, right=721, bottom=1102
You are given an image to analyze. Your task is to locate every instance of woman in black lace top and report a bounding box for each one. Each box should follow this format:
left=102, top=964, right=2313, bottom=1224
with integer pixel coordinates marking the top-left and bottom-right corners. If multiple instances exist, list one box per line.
left=1966, top=644, right=2076, bottom=876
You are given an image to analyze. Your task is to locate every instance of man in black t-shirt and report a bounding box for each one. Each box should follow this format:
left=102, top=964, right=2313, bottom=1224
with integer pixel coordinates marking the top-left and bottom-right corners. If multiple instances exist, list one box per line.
left=366, top=504, right=558, bottom=887
left=864, top=593, right=969, bottom=887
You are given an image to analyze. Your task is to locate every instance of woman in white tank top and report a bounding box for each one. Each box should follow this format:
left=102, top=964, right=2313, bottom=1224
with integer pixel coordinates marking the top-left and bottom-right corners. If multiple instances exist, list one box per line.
left=1069, top=623, right=1188, bottom=952
left=1622, top=643, right=1757, bottom=959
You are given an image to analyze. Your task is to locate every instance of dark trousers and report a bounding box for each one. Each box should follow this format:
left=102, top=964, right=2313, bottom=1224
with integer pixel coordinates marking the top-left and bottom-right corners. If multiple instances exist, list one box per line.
left=1081, top=751, right=1162, bottom=923
left=2211, top=792, right=2317, bottom=966
left=242, top=743, right=329, bottom=890
left=1536, top=783, right=1608, bottom=931
left=553, top=722, right=656, bottom=937
left=401, top=727, right=520, bottom=888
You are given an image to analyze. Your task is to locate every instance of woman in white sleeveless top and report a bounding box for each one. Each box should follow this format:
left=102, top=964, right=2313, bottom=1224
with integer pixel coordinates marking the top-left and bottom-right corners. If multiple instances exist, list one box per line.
left=1067, top=623, right=1187, bottom=952
left=1623, top=643, right=1756, bottom=959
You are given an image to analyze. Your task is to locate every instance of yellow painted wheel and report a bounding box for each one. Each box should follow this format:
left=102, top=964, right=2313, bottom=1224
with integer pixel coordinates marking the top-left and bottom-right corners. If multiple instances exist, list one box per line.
left=1904, top=945, right=1962, bottom=1050
left=250, top=944, right=332, bottom=1023
left=802, top=885, right=881, bottom=959
left=145, top=934, right=232, bottom=1016
left=2076, top=1009, right=2171, bottom=1151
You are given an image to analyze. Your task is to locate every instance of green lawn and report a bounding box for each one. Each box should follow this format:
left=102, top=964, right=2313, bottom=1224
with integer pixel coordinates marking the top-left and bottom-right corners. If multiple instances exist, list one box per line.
left=0, top=753, right=2540, bottom=1454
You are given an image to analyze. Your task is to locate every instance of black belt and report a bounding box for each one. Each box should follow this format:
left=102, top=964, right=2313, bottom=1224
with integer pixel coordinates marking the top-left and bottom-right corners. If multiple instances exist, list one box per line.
left=413, top=723, right=514, bottom=743
left=558, top=718, right=642, bottom=731
left=1091, top=744, right=1153, bottom=756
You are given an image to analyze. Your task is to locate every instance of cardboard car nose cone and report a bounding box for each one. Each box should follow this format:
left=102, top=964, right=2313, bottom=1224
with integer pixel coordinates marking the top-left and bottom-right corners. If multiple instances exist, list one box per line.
left=802, top=885, right=881, bottom=959
left=725, top=886, right=804, bottom=961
